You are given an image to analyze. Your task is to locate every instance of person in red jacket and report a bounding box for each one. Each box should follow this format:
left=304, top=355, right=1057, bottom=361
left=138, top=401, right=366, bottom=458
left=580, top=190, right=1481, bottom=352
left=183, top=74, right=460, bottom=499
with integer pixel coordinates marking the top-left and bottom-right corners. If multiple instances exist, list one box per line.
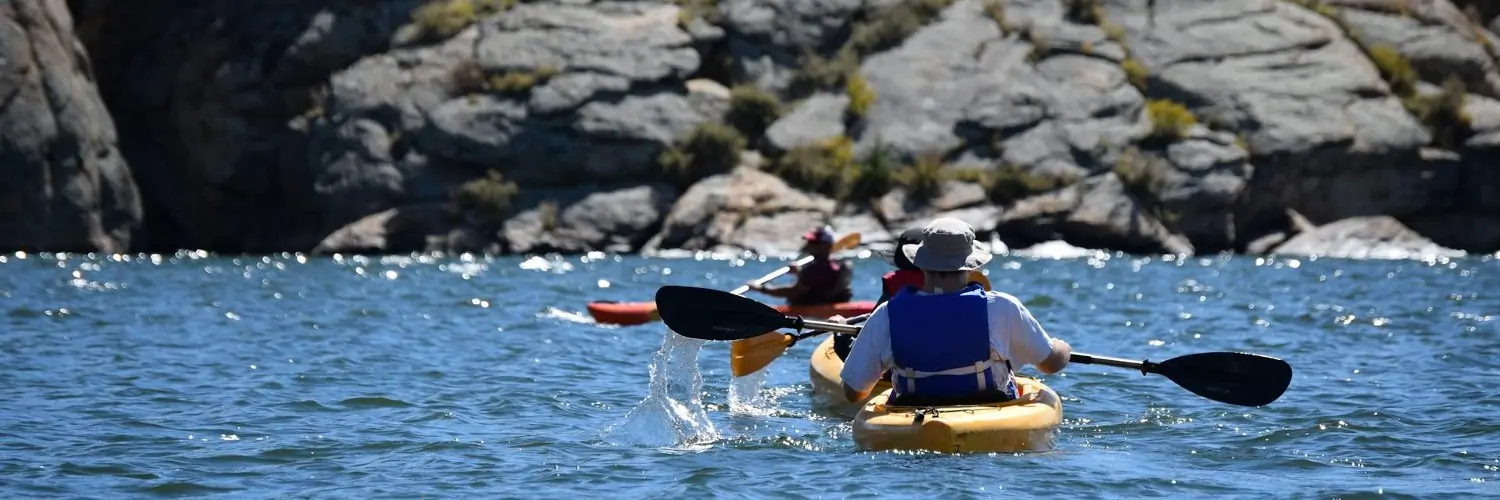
left=746, top=226, right=854, bottom=306
left=832, top=228, right=992, bottom=359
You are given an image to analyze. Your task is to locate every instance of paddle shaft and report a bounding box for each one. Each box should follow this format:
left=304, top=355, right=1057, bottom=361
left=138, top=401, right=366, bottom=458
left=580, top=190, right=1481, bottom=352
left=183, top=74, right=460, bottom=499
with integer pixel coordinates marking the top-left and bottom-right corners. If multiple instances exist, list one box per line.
left=728, top=232, right=861, bottom=295
left=796, top=317, right=863, bottom=335
left=1068, top=353, right=1156, bottom=374
left=728, top=255, right=815, bottom=295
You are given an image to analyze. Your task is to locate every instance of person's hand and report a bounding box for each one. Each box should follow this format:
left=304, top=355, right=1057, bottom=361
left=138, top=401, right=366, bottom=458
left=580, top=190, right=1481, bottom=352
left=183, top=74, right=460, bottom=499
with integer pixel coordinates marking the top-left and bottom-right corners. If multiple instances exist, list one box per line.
left=745, top=282, right=761, bottom=292
left=826, top=314, right=848, bottom=324
left=786, top=264, right=799, bottom=273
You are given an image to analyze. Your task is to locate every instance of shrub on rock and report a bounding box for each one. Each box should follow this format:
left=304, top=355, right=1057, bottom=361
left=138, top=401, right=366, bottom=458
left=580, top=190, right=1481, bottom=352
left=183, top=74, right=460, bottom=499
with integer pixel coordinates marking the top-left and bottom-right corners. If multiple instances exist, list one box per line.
left=845, top=74, right=876, bottom=120
left=726, top=85, right=784, bottom=143
left=454, top=170, right=520, bottom=225
left=1145, top=99, right=1197, bottom=145
left=659, top=123, right=746, bottom=186
left=775, top=136, right=856, bottom=197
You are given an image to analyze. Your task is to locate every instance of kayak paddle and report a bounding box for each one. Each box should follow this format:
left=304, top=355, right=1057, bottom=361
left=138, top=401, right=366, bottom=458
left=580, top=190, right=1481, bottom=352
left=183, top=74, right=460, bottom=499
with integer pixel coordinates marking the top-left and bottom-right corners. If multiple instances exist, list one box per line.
left=584, top=232, right=861, bottom=326
left=731, top=313, right=872, bottom=377
left=729, top=272, right=994, bottom=377
left=654, top=285, right=1293, bottom=408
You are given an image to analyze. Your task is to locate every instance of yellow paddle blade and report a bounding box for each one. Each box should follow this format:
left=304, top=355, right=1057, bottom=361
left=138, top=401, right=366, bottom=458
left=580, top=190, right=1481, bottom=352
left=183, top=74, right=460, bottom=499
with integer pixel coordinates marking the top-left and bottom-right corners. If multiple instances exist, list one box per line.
left=831, top=232, right=862, bottom=252
left=730, top=332, right=794, bottom=377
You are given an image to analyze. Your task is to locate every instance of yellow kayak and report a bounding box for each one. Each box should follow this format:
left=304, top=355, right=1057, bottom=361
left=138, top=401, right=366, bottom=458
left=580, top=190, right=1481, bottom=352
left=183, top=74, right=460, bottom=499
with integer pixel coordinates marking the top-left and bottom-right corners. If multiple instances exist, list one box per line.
left=807, top=336, right=891, bottom=415
left=852, top=377, right=1063, bottom=454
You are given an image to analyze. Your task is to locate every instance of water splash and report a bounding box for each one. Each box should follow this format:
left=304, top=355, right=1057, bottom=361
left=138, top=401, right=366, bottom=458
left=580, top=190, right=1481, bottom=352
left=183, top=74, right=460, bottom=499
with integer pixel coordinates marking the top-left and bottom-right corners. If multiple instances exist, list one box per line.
left=728, top=369, right=773, bottom=415
left=601, top=330, right=720, bottom=449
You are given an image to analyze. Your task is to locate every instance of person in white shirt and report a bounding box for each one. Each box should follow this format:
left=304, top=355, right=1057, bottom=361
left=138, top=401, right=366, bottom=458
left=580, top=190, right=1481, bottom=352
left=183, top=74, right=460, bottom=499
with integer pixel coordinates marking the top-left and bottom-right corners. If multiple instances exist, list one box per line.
left=838, top=218, right=1072, bottom=406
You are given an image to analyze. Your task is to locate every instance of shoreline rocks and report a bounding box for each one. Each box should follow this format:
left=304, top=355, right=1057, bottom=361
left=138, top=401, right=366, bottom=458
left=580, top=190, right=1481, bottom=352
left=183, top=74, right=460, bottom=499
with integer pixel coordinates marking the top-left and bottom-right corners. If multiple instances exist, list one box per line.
left=1, top=0, right=1498, bottom=261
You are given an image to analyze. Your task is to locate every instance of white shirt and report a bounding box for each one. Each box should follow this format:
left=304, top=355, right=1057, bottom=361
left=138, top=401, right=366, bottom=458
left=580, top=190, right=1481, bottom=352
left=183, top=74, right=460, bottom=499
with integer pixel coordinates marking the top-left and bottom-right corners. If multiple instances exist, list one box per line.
left=839, top=289, right=1056, bottom=394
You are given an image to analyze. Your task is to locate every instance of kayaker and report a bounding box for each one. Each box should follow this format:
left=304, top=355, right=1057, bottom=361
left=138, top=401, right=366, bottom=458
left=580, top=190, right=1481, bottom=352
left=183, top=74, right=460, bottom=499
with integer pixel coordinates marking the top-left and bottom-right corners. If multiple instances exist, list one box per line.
left=745, top=226, right=854, bottom=306
left=831, top=228, right=993, bottom=360
left=837, top=218, right=1072, bottom=406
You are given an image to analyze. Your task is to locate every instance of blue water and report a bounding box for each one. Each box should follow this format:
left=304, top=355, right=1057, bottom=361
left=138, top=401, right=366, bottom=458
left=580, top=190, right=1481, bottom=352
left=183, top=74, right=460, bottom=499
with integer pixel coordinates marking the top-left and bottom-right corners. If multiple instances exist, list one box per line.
left=1, top=249, right=1497, bottom=498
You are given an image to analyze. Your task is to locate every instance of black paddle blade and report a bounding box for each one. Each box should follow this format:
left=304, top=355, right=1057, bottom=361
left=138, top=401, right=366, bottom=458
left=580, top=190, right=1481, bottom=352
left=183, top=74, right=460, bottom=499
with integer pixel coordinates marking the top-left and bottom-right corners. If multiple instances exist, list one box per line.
left=1149, top=352, right=1292, bottom=407
left=653, top=286, right=794, bottom=341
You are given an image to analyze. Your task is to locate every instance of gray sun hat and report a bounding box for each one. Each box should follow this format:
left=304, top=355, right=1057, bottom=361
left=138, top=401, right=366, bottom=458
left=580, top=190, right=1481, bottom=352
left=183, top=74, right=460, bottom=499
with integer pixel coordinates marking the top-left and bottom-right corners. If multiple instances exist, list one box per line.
left=900, top=218, right=992, bottom=272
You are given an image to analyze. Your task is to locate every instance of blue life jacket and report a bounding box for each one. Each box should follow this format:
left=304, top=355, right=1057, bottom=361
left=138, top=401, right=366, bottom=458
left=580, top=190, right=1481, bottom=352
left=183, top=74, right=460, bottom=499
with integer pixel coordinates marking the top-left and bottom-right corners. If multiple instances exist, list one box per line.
left=887, top=283, right=1015, bottom=401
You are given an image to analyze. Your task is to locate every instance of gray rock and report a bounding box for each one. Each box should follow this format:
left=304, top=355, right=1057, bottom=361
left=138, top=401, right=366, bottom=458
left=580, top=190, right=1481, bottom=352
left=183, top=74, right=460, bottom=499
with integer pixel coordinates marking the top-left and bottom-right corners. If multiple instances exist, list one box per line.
left=1272, top=216, right=1464, bottom=259
left=831, top=209, right=893, bottom=249
left=876, top=180, right=990, bottom=228
left=0, top=0, right=142, bottom=253
left=72, top=0, right=427, bottom=251
left=1100, top=0, right=1464, bottom=247
left=312, top=203, right=457, bottom=255
left=1332, top=0, right=1500, bottom=99
left=764, top=93, right=849, bottom=152
left=503, top=183, right=679, bottom=254
left=645, top=166, right=836, bottom=254
left=1243, top=231, right=1288, bottom=255
left=1465, top=92, right=1500, bottom=148
left=1125, top=140, right=1251, bottom=253
left=994, top=183, right=1082, bottom=250
left=327, top=2, right=715, bottom=190
left=851, top=0, right=1146, bottom=177
left=1065, top=174, right=1195, bottom=255
left=719, top=0, right=867, bottom=92
left=529, top=72, right=635, bottom=114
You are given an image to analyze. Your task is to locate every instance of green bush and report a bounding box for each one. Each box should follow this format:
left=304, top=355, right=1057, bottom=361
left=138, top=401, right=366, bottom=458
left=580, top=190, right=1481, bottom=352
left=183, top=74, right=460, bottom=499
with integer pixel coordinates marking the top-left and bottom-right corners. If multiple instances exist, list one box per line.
left=1101, top=21, right=1127, bottom=45
left=1404, top=76, right=1474, bottom=150
left=1145, top=99, right=1198, bottom=144
left=1367, top=44, right=1417, bottom=97
left=985, top=163, right=1071, bottom=204
left=1121, top=58, right=1148, bottom=92
left=659, top=122, right=746, bottom=184
left=454, top=170, right=521, bottom=224
left=450, top=59, right=488, bottom=94
left=843, top=141, right=901, bottom=202
left=982, top=0, right=1008, bottom=31
left=449, top=61, right=557, bottom=95
left=897, top=154, right=947, bottom=203
left=411, top=0, right=517, bottom=41
left=845, top=74, right=876, bottom=119
left=775, top=136, right=856, bottom=196
left=792, top=50, right=860, bottom=92
left=726, top=85, right=784, bottom=142
left=490, top=66, right=558, bottom=94
left=1113, top=147, right=1172, bottom=196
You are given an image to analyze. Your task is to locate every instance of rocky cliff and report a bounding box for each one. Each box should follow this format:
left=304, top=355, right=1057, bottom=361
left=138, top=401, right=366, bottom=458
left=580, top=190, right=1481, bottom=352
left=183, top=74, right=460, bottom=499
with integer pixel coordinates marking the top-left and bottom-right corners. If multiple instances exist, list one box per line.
left=2, top=0, right=1497, bottom=258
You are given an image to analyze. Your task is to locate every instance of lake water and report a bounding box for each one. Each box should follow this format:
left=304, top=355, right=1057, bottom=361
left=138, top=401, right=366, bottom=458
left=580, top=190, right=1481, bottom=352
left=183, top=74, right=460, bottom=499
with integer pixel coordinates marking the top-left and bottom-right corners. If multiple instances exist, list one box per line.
left=1, top=249, right=1497, bottom=498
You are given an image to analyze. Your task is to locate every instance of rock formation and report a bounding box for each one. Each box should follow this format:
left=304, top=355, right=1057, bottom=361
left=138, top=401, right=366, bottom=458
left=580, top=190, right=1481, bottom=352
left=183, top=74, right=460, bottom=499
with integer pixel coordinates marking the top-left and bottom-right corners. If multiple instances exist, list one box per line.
left=0, top=0, right=1494, bottom=260
left=0, top=0, right=141, bottom=253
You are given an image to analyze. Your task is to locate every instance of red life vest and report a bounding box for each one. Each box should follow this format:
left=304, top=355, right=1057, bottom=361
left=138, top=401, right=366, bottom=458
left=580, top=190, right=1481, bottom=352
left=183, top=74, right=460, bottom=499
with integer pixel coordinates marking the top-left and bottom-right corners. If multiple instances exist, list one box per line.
left=881, top=269, right=925, bottom=298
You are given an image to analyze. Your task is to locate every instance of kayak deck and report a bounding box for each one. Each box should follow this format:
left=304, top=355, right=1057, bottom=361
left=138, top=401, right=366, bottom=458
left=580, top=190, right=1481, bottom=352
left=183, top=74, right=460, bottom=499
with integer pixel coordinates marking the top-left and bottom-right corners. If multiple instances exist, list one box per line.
left=851, top=377, right=1062, bottom=454
left=587, top=300, right=877, bottom=326
left=808, top=336, right=890, bottom=415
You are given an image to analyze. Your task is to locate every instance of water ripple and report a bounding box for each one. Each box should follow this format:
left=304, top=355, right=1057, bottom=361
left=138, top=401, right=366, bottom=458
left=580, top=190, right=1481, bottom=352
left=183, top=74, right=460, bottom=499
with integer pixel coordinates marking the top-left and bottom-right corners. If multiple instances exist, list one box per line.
left=0, top=252, right=1497, bottom=497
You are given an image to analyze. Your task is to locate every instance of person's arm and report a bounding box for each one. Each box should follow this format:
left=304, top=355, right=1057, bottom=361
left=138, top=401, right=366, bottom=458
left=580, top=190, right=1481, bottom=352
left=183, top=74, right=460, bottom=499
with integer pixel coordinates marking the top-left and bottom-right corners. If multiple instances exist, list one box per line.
left=839, top=306, right=891, bottom=402
left=749, top=266, right=809, bottom=299
left=994, top=293, right=1070, bottom=374
left=752, top=279, right=807, bottom=300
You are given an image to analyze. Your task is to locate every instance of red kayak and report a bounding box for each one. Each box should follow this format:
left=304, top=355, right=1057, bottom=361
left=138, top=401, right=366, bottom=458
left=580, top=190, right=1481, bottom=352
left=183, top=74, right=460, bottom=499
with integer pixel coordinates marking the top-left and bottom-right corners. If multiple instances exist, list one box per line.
left=587, top=300, right=878, bottom=326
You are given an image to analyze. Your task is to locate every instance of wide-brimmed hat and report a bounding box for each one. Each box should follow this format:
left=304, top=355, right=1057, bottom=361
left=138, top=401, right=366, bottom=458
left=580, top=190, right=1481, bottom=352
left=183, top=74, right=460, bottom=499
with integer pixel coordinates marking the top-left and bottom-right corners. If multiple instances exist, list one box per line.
left=900, top=218, right=991, bottom=272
